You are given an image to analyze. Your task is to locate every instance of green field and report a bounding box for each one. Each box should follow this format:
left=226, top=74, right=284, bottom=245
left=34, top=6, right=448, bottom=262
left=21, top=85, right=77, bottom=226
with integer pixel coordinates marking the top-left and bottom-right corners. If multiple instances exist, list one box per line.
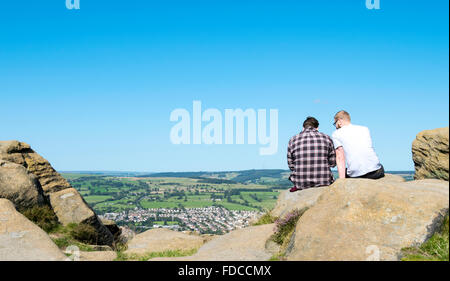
left=61, top=173, right=281, bottom=214
left=84, top=195, right=113, bottom=204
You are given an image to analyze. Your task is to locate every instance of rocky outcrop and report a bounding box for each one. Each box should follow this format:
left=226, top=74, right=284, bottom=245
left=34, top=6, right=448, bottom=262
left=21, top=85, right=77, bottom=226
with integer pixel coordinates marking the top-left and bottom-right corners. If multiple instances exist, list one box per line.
left=271, top=174, right=405, bottom=219
left=0, top=199, right=66, bottom=261
left=271, top=186, right=326, bottom=219
left=0, top=160, right=47, bottom=210
left=0, top=140, right=114, bottom=246
left=412, top=127, right=449, bottom=181
left=49, top=188, right=113, bottom=245
left=285, top=178, right=449, bottom=261
left=125, top=228, right=206, bottom=256
left=0, top=141, right=72, bottom=194
left=150, top=224, right=276, bottom=261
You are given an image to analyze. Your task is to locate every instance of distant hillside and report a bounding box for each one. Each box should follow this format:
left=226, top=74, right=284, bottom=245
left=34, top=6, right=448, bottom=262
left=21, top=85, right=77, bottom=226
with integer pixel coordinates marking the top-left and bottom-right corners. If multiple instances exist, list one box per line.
left=60, top=171, right=153, bottom=177
left=138, top=169, right=291, bottom=185
left=60, top=169, right=415, bottom=184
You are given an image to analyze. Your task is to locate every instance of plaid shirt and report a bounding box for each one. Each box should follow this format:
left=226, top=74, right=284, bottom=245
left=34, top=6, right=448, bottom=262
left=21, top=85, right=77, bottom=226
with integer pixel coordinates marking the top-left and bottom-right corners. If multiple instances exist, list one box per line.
left=287, top=127, right=336, bottom=189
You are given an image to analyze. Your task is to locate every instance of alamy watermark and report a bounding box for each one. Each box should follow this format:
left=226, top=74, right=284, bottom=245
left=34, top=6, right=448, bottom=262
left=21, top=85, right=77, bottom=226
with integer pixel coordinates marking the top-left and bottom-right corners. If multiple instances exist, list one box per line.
left=64, top=245, right=80, bottom=261
left=169, top=101, right=278, bottom=155
left=366, top=0, right=380, bottom=10
left=66, top=0, right=80, bottom=10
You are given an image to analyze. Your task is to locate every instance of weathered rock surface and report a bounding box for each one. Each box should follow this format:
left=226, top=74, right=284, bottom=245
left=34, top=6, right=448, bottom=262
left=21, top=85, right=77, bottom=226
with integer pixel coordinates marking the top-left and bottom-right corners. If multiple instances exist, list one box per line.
left=49, top=188, right=114, bottom=245
left=271, top=174, right=405, bottom=219
left=150, top=224, right=276, bottom=261
left=0, top=141, right=72, bottom=194
left=376, top=173, right=408, bottom=183
left=78, top=251, right=117, bottom=261
left=412, top=127, right=449, bottom=181
left=286, top=178, right=449, bottom=261
left=0, top=199, right=66, bottom=261
left=0, top=160, right=46, bottom=210
left=271, top=186, right=326, bottom=219
left=125, top=228, right=206, bottom=256
left=0, top=141, right=114, bottom=246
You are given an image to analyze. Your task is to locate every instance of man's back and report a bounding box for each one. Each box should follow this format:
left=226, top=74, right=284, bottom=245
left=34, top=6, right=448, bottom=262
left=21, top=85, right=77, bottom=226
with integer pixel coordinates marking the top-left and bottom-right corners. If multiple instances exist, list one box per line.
left=332, top=124, right=381, bottom=177
left=287, top=127, right=336, bottom=189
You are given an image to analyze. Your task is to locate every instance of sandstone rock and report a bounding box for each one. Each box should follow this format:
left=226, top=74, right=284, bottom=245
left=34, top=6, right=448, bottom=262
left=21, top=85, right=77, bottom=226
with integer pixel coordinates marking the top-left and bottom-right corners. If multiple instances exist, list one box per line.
left=271, top=186, right=327, bottom=219
left=271, top=174, right=405, bottom=219
left=150, top=224, right=276, bottom=261
left=286, top=178, right=449, bottom=261
left=412, top=127, right=449, bottom=181
left=0, top=141, right=116, bottom=245
left=377, top=173, right=407, bottom=183
left=0, top=140, right=72, bottom=194
left=49, top=188, right=114, bottom=245
left=125, top=228, right=206, bottom=256
left=78, top=251, right=117, bottom=261
left=0, top=199, right=66, bottom=261
left=0, top=160, right=46, bottom=210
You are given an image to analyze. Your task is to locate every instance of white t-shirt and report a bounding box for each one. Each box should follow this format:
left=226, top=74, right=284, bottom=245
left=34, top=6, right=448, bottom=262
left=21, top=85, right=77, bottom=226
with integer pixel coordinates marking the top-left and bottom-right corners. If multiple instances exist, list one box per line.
left=332, top=124, right=382, bottom=177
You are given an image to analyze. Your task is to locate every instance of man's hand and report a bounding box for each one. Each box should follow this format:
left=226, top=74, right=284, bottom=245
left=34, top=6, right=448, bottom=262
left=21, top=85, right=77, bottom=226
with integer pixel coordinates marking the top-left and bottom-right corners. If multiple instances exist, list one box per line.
left=335, top=146, right=346, bottom=179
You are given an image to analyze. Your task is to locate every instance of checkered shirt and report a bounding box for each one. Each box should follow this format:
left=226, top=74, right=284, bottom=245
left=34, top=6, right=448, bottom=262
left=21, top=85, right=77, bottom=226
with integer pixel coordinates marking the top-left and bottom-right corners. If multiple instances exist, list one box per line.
left=287, top=127, right=336, bottom=189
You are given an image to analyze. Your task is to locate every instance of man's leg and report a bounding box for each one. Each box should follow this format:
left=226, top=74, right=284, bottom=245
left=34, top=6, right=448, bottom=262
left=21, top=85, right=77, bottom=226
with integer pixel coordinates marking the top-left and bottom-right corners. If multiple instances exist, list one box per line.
left=359, top=165, right=385, bottom=179
left=289, top=174, right=301, bottom=192
left=346, top=165, right=385, bottom=179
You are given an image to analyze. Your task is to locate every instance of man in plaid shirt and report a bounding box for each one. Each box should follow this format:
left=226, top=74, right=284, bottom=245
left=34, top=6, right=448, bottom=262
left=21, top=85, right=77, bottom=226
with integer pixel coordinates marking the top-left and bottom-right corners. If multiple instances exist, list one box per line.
left=287, top=117, right=336, bottom=192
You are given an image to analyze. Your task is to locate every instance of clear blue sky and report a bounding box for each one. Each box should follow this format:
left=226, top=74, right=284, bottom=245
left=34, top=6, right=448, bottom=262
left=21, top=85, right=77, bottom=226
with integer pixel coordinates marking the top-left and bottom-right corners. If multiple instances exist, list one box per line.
left=0, top=0, right=448, bottom=172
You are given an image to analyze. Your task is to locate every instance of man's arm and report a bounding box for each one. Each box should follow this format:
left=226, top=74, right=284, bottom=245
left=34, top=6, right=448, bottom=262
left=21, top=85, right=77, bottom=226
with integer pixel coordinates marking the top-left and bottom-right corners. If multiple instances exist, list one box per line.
left=287, top=141, right=295, bottom=171
left=328, top=138, right=337, bottom=168
left=335, top=146, right=346, bottom=179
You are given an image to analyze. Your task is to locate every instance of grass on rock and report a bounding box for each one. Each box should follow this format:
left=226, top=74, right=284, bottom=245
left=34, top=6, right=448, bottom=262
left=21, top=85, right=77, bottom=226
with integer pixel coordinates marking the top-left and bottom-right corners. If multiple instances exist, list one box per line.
left=21, top=205, right=59, bottom=233
left=50, top=223, right=98, bottom=252
left=252, top=211, right=277, bottom=226
left=402, top=215, right=449, bottom=261
left=114, top=248, right=198, bottom=261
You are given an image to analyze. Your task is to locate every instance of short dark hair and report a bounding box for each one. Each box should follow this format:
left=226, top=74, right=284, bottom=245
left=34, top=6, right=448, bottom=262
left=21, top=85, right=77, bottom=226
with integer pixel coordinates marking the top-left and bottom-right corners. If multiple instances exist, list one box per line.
left=303, top=116, right=319, bottom=129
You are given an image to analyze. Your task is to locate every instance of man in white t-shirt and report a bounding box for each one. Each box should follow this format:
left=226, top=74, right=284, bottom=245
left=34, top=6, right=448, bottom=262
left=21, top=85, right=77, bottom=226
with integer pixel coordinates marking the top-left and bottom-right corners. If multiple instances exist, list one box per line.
left=332, top=110, right=384, bottom=179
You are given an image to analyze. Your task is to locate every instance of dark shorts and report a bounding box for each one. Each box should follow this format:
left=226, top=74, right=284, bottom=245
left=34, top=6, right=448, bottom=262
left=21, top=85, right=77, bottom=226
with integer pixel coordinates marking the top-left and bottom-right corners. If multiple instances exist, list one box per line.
left=346, top=165, right=385, bottom=179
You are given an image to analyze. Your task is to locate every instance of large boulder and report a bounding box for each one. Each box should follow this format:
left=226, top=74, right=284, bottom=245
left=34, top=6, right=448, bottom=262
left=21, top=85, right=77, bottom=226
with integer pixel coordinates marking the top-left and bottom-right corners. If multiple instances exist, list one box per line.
left=271, top=174, right=405, bottom=219
left=49, top=188, right=114, bottom=245
left=286, top=178, right=449, bottom=261
left=0, top=160, right=47, bottom=210
left=0, top=199, right=66, bottom=261
left=125, top=228, right=206, bottom=256
left=0, top=140, right=114, bottom=246
left=271, top=186, right=326, bottom=219
left=412, top=127, right=449, bottom=181
left=151, top=224, right=276, bottom=261
left=0, top=141, right=72, bottom=194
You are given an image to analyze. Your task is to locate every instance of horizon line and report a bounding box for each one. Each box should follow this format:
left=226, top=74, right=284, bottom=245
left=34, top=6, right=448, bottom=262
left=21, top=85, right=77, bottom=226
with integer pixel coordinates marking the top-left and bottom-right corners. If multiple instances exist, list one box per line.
left=58, top=169, right=416, bottom=174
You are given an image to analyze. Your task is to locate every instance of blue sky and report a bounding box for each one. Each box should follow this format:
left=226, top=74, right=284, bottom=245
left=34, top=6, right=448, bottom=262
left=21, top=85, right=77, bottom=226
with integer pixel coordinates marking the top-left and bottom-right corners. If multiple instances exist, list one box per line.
left=0, top=0, right=448, bottom=172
